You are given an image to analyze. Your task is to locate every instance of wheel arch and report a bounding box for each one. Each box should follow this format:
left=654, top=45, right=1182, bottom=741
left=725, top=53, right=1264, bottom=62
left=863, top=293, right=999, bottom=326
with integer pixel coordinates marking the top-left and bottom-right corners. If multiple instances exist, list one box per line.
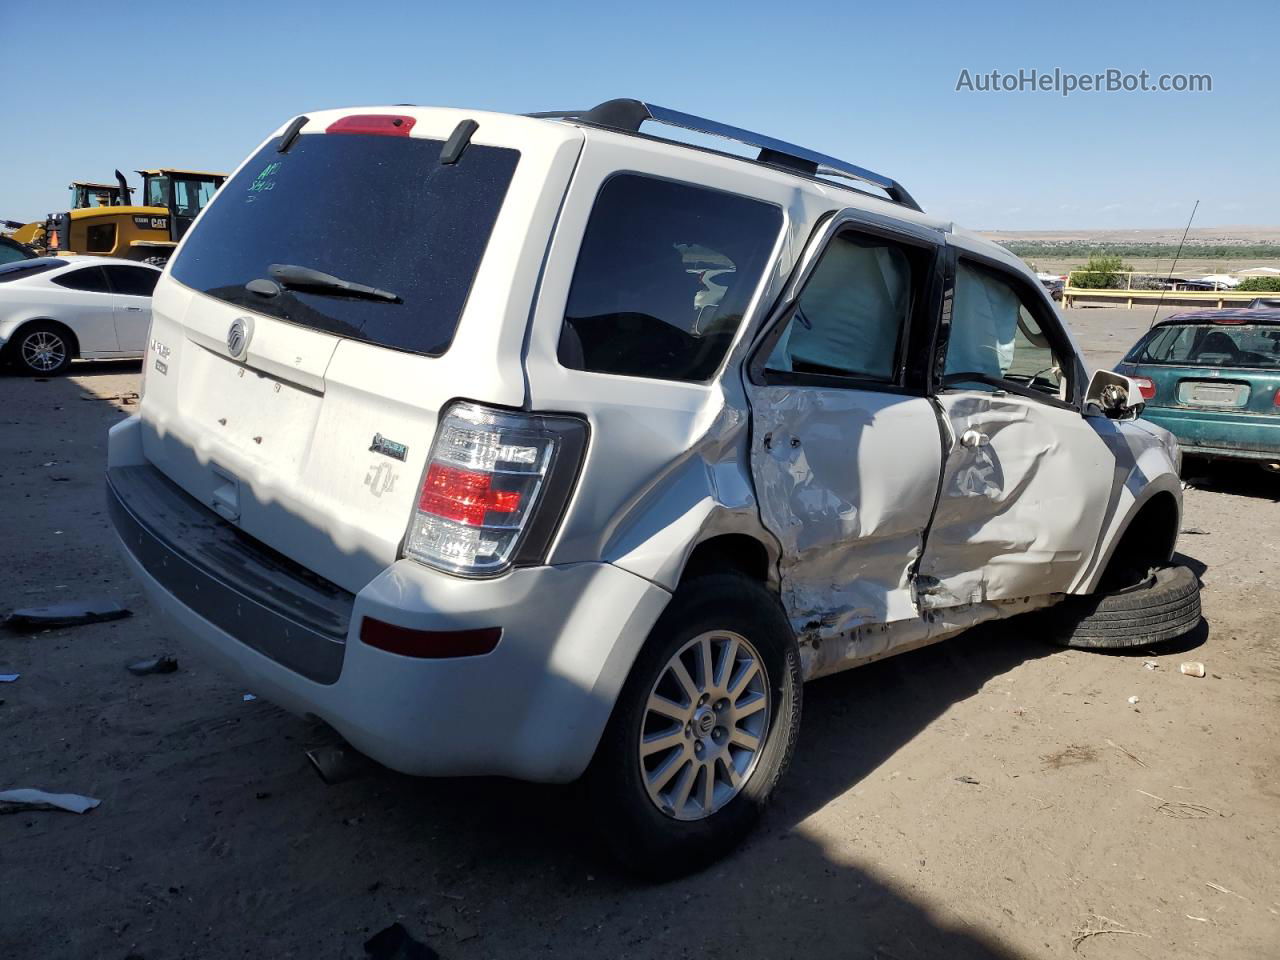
left=678, top=531, right=775, bottom=586
left=1079, top=480, right=1183, bottom=594
left=6, top=316, right=82, bottom=359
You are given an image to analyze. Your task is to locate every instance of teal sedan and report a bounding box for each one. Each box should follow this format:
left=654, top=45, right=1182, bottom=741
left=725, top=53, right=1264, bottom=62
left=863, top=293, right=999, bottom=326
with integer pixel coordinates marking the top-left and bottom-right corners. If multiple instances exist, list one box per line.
left=1115, top=308, right=1280, bottom=468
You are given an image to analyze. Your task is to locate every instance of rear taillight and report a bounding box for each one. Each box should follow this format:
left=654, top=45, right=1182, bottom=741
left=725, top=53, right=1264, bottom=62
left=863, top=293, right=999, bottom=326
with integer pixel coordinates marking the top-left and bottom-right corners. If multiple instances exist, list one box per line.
left=404, top=401, right=587, bottom=575
left=1133, top=377, right=1157, bottom=400
left=1274, top=387, right=1280, bottom=408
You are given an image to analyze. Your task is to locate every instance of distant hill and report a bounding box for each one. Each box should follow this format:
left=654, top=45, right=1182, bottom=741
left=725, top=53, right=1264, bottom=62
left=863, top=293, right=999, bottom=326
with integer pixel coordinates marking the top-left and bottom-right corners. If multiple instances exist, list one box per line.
left=975, top=227, right=1280, bottom=265
left=978, top=226, right=1280, bottom=246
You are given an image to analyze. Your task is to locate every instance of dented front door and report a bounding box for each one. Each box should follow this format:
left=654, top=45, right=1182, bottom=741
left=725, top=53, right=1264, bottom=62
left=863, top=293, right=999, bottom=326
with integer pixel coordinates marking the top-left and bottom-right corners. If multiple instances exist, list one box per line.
left=915, top=248, right=1114, bottom=608
left=917, top=389, right=1113, bottom=607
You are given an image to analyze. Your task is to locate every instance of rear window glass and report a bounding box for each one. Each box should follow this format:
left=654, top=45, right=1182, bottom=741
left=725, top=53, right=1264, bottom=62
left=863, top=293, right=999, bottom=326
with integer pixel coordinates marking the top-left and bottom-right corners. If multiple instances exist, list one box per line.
left=170, top=130, right=519, bottom=357
left=52, top=266, right=110, bottom=293
left=1134, top=323, right=1280, bottom=369
left=0, top=257, right=66, bottom=282
left=559, top=174, right=782, bottom=382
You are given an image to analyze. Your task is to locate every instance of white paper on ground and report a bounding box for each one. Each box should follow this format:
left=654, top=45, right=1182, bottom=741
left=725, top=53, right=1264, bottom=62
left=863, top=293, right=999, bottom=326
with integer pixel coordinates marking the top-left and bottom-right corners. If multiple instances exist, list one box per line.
left=0, top=788, right=101, bottom=814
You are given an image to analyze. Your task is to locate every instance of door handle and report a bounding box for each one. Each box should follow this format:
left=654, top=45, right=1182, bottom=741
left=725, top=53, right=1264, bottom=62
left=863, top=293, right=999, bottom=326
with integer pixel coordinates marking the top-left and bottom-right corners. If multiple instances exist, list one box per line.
left=125, top=306, right=143, bottom=312
left=960, top=429, right=990, bottom=448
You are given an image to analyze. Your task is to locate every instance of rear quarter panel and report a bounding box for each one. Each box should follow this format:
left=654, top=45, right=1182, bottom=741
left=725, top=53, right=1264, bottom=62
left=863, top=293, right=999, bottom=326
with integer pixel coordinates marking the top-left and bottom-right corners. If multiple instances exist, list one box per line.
left=522, top=129, right=850, bottom=585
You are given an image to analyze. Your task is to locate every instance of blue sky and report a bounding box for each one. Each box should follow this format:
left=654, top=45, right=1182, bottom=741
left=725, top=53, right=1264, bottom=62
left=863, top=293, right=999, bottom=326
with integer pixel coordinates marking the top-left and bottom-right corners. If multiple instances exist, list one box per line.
left=3, top=0, right=1275, bottom=230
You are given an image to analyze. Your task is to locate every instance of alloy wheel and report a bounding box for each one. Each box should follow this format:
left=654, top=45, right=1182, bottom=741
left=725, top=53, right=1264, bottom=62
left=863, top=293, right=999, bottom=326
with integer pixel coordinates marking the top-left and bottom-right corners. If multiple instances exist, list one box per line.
left=21, top=331, right=66, bottom=372
left=639, top=629, right=771, bottom=821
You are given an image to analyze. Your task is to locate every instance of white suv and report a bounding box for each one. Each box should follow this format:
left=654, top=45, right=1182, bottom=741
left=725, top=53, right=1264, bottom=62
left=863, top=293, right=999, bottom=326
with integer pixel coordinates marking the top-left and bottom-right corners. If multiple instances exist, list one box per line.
left=108, top=100, right=1197, bottom=876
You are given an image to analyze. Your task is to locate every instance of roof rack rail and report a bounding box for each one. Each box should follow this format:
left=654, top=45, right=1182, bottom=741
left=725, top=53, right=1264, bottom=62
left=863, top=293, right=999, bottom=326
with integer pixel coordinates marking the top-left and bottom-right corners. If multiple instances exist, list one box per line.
left=528, top=98, right=922, bottom=213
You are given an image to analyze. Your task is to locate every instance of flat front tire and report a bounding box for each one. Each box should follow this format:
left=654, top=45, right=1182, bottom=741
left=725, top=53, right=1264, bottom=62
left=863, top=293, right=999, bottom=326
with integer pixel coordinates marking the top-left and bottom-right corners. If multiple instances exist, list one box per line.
left=1048, top=564, right=1201, bottom=649
left=585, top=573, right=801, bottom=879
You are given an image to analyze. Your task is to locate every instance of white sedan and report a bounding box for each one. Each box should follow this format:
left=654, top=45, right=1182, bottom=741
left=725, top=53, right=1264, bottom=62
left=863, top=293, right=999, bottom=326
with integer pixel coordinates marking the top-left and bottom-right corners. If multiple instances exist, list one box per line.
left=0, top=256, right=161, bottom=375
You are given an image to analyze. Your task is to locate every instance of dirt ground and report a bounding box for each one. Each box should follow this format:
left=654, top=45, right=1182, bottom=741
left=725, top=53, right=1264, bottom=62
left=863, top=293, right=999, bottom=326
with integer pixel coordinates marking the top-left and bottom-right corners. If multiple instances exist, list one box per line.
left=2, top=309, right=1278, bottom=960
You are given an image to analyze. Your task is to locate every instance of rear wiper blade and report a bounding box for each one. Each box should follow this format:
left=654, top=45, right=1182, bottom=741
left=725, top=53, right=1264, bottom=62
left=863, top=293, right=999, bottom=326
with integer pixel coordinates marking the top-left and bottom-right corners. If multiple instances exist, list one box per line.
left=267, top=263, right=401, bottom=303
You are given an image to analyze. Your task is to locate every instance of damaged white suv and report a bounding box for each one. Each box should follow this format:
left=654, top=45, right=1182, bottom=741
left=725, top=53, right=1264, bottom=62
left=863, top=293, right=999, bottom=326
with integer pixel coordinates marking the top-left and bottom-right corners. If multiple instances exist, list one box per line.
left=108, top=100, right=1198, bottom=876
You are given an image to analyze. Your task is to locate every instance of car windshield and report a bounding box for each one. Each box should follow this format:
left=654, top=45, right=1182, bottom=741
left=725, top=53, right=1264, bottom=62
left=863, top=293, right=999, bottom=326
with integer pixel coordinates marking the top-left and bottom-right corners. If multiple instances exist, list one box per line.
left=170, top=132, right=519, bottom=357
left=1134, top=323, right=1280, bottom=369
left=0, top=239, right=35, bottom=265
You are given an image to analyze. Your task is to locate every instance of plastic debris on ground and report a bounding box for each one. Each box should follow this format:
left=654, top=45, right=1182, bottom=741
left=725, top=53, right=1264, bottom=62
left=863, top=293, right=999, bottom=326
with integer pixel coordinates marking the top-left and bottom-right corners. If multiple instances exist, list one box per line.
left=363, top=922, right=440, bottom=960
left=126, top=656, right=179, bottom=676
left=0, top=674, right=18, bottom=683
left=1180, top=661, right=1206, bottom=678
left=0, top=788, right=101, bottom=814
left=4, top=599, right=131, bottom=632
left=242, top=693, right=257, bottom=702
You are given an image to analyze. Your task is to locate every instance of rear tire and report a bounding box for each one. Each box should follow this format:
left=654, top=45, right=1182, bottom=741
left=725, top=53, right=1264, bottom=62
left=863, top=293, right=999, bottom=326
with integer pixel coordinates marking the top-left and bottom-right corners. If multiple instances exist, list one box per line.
left=584, top=573, right=801, bottom=879
left=9, top=321, right=73, bottom=375
left=1047, top=564, right=1201, bottom=649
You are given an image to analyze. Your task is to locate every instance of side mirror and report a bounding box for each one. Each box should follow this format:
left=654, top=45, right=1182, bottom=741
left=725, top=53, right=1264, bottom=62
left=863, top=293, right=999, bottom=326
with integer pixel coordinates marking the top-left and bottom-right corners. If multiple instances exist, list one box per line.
left=1085, top=369, right=1145, bottom=420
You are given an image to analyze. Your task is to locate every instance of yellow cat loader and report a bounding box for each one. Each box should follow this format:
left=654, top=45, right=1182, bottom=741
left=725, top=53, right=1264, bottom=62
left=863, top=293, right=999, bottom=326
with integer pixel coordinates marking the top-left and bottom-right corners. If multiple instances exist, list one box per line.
left=26, top=168, right=226, bottom=265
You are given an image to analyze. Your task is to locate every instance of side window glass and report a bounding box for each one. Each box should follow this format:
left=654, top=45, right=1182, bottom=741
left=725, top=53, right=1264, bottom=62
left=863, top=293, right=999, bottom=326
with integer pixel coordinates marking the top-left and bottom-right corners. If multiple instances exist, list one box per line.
left=51, top=267, right=110, bottom=293
left=105, top=266, right=159, bottom=297
left=86, top=223, right=117, bottom=253
left=559, top=174, right=782, bottom=383
left=945, top=262, right=1065, bottom=398
left=764, top=232, right=914, bottom=383
left=145, top=177, right=168, bottom=207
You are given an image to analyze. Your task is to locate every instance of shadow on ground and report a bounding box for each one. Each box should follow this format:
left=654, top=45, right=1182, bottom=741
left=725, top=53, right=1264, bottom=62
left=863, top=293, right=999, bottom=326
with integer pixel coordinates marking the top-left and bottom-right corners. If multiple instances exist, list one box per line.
left=1182, top=457, right=1280, bottom=502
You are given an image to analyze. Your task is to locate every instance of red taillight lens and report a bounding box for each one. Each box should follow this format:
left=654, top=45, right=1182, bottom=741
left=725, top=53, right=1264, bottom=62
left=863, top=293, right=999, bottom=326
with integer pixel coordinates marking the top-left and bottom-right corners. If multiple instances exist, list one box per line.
left=404, top=402, right=587, bottom=575
left=418, top=463, right=522, bottom=526
left=1133, top=376, right=1157, bottom=400
left=1274, top=387, right=1280, bottom=408
left=360, top=618, right=501, bottom=659
left=325, top=114, right=416, bottom=136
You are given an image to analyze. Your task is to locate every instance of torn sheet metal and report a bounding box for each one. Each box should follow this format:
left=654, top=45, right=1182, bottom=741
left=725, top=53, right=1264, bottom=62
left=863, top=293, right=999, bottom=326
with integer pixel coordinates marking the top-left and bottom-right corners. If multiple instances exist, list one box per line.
left=0, top=788, right=101, bottom=814
left=918, top=391, right=1113, bottom=607
left=802, top=593, right=1062, bottom=680
left=5, top=599, right=131, bottom=632
left=749, top=387, right=943, bottom=636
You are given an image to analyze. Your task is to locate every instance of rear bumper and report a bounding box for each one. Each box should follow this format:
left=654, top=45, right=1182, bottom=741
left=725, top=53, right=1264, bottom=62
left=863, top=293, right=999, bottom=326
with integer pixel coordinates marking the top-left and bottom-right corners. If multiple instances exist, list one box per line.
left=1141, top=407, right=1280, bottom=461
left=107, top=416, right=672, bottom=782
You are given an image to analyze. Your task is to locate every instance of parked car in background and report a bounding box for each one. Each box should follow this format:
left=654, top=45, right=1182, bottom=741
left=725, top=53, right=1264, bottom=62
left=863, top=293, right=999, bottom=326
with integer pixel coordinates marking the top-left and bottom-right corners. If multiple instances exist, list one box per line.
left=0, top=235, right=38, bottom=265
left=108, top=100, right=1197, bottom=877
left=1038, top=275, right=1064, bottom=301
left=1116, top=308, right=1280, bottom=468
left=0, top=256, right=160, bottom=375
